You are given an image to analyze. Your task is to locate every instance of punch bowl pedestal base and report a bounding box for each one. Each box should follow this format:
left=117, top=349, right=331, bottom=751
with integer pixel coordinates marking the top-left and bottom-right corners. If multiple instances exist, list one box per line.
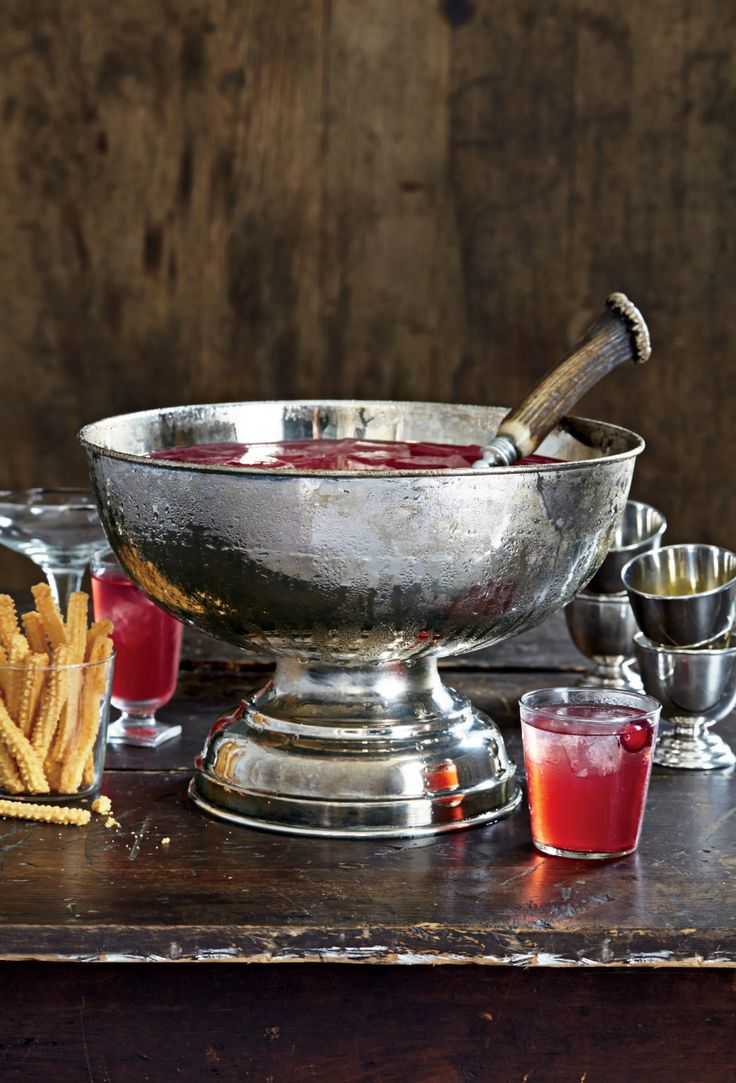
left=189, top=657, right=522, bottom=838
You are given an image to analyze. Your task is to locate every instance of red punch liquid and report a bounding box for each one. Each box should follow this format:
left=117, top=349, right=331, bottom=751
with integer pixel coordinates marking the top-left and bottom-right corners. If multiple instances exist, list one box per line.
left=149, top=438, right=561, bottom=471
left=521, top=702, right=657, bottom=857
left=91, top=568, right=183, bottom=709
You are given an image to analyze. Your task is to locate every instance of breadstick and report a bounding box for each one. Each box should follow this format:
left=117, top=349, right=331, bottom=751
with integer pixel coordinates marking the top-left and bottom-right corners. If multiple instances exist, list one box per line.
left=0, top=642, right=8, bottom=700
left=22, top=611, right=48, bottom=654
left=53, top=593, right=88, bottom=761
left=0, top=636, right=25, bottom=791
left=0, top=744, right=23, bottom=794
left=59, top=637, right=112, bottom=794
left=55, top=669, right=83, bottom=759
left=48, top=660, right=83, bottom=766
left=82, top=749, right=96, bottom=789
left=65, top=593, right=88, bottom=663
left=17, top=653, right=48, bottom=738
left=0, top=595, right=20, bottom=650
left=6, top=634, right=30, bottom=718
left=8, top=632, right=29, bottom=657
left=43, top=756, right=62, bottom=791
left=0, top=699, right=48, bottom=792
left=31, top=645, right=69, bottom=758
left=0, top=798, right=90, bottom=826
left=48, top=701, right=76, bottom=765
left=85, top=620, right=113, bottom=661
left=30, top=584, right=66, bottom=650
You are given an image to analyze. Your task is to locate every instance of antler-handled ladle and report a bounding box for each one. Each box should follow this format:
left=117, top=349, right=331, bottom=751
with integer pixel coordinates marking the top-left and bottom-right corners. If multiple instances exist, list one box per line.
left=472, top=293, right=651, bottom=468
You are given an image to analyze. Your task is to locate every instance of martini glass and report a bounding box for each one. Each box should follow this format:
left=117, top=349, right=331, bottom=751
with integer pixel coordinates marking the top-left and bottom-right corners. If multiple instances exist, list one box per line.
left=0, top=488, right=107, bottom=612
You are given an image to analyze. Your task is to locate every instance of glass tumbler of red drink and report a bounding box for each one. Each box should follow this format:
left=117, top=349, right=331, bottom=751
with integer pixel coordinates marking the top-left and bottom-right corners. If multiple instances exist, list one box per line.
left=91, top=549, right=183, bottom=748
left=519, top=687, right=660, bottom=859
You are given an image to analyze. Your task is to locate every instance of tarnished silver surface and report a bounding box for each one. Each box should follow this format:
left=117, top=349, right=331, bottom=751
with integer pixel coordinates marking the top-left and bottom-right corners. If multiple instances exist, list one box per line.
left=564, top=592, right=642, bottom=689
left=634, top=632, right=736, bottom=770
left=586, top=500, right=667, bottom=594
left=565, top=498, right=666, bottom=688
left=80, top=400, right=643, bottom=836
left=623, top=544, right=736, bottom=648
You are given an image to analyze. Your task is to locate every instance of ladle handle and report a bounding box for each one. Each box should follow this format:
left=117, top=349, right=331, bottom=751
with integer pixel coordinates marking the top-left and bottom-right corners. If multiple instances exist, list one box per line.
left=475, top=293, right=651, bottom=467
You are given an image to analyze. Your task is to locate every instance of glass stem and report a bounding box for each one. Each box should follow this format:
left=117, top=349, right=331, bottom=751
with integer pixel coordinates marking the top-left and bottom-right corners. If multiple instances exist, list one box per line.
left=41, top=567, right=86, bottom=613
left=117, top=710, right=158, bottom=726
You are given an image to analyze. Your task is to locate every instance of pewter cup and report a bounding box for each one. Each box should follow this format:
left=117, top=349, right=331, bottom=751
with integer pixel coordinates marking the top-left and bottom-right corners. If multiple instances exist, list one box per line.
left=586, top=500, right=667, bottom=594
left=564, top=592, right=642, bottom=689
left=79, top=400, right=643, bottom=838
left=634, top=632, right=736, bottom=769
left=623, top=544, right=736, bottom=648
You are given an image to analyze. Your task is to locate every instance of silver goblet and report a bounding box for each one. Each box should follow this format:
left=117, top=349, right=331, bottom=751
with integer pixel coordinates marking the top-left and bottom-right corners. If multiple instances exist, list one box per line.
left=80, top=400, right=643, bottom=838
left=564, top=592, right=642, bottom=689
left=564, top=499, right=666, bottom=688
left=585, top=500, right=667, bottom=594
left=634, top=632, right=736, bottom=769
left=623, top=544, right=736, bottom=648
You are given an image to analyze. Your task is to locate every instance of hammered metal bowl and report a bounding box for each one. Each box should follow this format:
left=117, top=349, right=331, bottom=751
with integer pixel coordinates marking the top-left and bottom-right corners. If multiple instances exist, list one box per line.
left=80, top=400, right=643, bottom=837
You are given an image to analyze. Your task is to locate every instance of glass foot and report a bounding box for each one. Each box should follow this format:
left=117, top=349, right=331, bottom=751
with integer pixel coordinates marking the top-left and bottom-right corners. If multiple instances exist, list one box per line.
left=533, top=840, right=636, bottom=860
left=107, top=716, right=182, bottom=748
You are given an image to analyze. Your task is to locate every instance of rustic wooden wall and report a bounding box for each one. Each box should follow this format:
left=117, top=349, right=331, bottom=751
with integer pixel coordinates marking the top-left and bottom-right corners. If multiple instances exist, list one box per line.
left=1, top=0, right=734, bottom=588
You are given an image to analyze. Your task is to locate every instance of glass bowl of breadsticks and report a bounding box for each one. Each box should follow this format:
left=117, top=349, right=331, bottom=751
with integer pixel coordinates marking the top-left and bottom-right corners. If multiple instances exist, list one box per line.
left=0, top=584, right=114, bottom=805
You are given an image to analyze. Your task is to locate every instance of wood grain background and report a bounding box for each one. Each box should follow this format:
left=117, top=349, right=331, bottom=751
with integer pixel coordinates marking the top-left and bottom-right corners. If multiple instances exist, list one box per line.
left=0, top=0, right=734, bottom=588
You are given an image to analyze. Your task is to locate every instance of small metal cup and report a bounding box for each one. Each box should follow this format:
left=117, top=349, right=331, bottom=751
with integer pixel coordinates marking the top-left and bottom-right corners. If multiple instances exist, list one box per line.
left=587, top=500, right=667, bottom=594
left=633, top=632, right=736, bottom=769
left=564, top=592, right=642, bottom=689
left=622, top=544, right=736, bottom=648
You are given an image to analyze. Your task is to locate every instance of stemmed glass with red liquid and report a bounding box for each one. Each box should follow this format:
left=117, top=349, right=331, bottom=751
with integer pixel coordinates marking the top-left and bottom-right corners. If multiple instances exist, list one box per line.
left=91, top=549, right=183, bottom=748
left=519, top=687, right=661, bottom=859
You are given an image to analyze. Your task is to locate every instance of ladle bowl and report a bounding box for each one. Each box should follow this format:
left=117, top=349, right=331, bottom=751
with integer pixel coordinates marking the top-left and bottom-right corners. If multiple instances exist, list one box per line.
left=80, top=400, right=643, bottom=837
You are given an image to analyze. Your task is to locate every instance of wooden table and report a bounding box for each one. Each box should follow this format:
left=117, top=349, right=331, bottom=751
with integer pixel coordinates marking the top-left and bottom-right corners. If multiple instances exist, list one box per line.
left=1, top=613, right=734, bottom=1082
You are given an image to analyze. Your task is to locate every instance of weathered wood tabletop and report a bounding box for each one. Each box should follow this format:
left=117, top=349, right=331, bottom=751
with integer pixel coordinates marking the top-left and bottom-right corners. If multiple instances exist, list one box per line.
left=2, top=611, right=735, bottom=1082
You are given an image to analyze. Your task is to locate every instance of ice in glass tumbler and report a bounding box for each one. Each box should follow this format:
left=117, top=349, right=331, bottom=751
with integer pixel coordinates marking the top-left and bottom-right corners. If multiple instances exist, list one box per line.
left=519, top=688, right=660, bottom=859
left=91, top=549, right=183, bottom=748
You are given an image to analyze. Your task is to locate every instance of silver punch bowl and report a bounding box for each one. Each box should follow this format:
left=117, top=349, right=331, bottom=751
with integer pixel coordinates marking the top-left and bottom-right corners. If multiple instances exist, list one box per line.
left=80, top=401, right=644, bottom=837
